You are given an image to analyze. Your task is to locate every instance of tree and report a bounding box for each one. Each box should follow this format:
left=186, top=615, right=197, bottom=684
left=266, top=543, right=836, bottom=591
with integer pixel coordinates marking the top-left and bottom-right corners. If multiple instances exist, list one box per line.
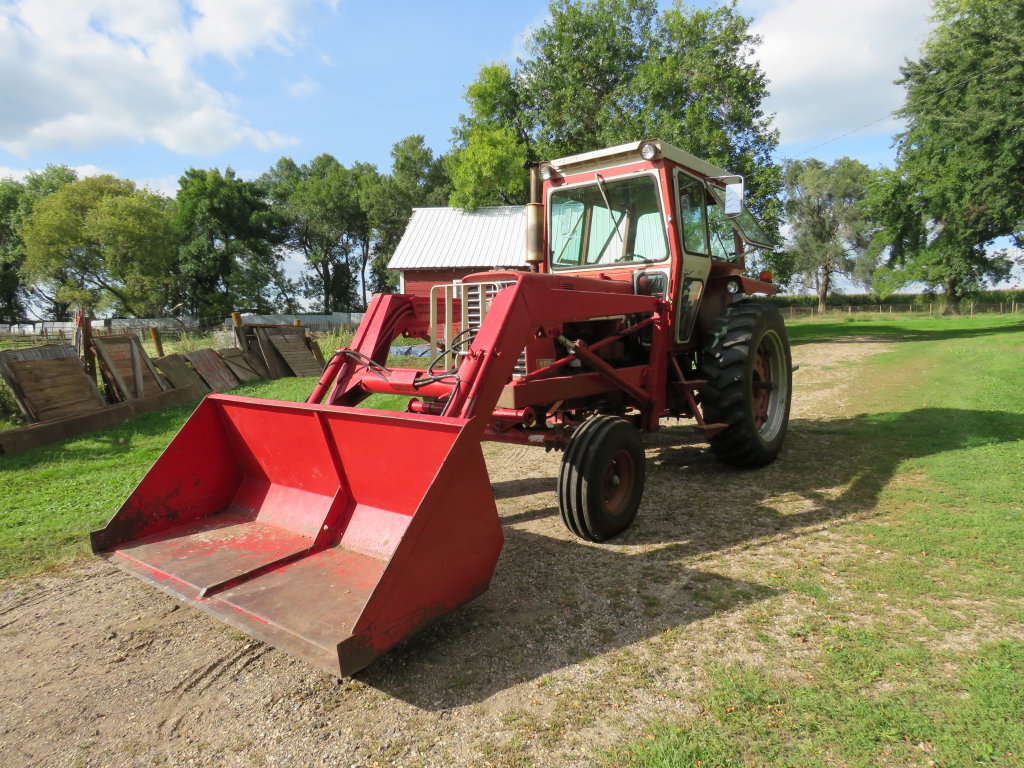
left=449, top=0, right=780, bottom=237
left=0, top=180, right=26, bottom=322
left=783, top=158, right=874, bottom=312
left=21, top=175, right=180, bottom=317
left=519, top=0, right=656, bottom=157
left=176, top=168, right=295, bottom=317
left=262, top=154, right=361, bottom=313
left=0, top=165, right=77, bottom=321
left=872, top=0, right=1021, bottom=313
left=361, top=136, right=450, bottom=298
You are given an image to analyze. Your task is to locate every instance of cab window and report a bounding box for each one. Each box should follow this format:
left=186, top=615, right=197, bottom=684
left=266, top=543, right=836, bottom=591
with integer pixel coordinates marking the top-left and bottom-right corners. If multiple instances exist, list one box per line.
left=550, top=175, right=667, bottom=268
left=677, top=174, right=709, bottom=255
left=707, top=202, right=739, bottom=261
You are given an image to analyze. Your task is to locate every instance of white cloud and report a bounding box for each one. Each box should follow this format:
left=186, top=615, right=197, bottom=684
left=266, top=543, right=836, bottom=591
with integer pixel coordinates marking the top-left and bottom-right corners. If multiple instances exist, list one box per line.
left=190, top=0, right=310, bottom=61
left=137, top=173, right=181, bottom=197
left=0, top=0, right=314, bottom=157
left=287, top=75, right=321, bottom=99
left=507, top=10, right=549, bottom=64
left=0, top=163, right=111, bottom=182
left=746, top=0, right=932, bottom=147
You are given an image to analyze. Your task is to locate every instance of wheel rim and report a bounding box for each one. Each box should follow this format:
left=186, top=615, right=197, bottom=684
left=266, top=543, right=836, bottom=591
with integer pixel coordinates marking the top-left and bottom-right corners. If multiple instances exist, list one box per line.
left=751, top=329, right=789, bottom=441
left=601, top=449, right=635, bottom=516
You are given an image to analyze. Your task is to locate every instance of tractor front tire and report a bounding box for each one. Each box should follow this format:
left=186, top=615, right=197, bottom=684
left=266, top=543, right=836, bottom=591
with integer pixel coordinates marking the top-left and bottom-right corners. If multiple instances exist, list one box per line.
left=700, top=301, right=792, bottom=468
left=558, top=415, right=646, bottom=542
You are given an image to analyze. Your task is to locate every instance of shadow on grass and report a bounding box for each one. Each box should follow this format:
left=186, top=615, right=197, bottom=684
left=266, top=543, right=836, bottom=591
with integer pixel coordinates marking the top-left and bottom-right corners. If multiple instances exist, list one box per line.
left=361, top=406, right=1024, bottom=708
left=788, top=318, right=1024, bottom=346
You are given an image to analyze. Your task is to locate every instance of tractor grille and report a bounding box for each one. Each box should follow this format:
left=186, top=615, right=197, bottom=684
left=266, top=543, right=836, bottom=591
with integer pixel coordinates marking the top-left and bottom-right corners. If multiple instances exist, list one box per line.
left=429, top=280, right=526, bottom=376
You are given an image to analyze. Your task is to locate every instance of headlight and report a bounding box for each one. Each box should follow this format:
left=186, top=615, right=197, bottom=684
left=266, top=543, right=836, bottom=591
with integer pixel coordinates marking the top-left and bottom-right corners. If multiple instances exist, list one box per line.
left=639, top=141, right=659, bottom=161
left=539, top=164, right=554, bottom=180
left=726, top=280, right=741, bottom=294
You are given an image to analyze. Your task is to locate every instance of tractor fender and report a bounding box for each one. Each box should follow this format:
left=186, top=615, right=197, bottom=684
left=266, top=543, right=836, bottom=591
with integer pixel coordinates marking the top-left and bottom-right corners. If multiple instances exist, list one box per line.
left=737, top=276, right=778, bottom=296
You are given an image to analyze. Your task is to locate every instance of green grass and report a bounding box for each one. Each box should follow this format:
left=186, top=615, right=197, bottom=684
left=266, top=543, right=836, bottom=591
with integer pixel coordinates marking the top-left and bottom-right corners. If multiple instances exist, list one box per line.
left=620, top=640, right=1024, bottom=768
left=0, top=374, right=419, bottom=578
left=610, top=314, right=1024, bottom=768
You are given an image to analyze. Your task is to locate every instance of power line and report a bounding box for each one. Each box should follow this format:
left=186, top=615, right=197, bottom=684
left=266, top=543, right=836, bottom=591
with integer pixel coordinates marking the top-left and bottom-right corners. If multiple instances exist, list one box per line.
left=789, top=58, right=1015, bottom=159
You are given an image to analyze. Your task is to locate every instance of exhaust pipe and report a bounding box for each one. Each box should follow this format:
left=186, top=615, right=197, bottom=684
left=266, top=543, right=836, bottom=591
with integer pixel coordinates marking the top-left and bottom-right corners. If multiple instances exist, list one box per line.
left=524, top=162, right=544, bottom=272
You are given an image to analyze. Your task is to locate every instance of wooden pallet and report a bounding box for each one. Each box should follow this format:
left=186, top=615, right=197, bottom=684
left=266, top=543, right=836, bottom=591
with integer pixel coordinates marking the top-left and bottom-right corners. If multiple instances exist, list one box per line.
left=0, top=345, right=104, bottom=422
left=216, top=348, right=263, bottom=383
left=236, top=324, right=322, bottom=379
left=253, top=327, right=292, bottom=378
left=185, top=348, right=239, bottom=391
left=8, top=358, right=106, bottom=422
left=264, top=329, right=324, bottom=377
left=155, top=353, right=210, bottom=394
left=92, top=335, right=168, bottom=400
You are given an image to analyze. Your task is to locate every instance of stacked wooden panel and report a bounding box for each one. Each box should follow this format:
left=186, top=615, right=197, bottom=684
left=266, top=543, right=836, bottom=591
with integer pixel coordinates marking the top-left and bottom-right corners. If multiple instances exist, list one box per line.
left=239, top=324, right=325, bottom=379
left=92, top=335, right=168, bottom=401
left=0, top=345, right=105, bottom=422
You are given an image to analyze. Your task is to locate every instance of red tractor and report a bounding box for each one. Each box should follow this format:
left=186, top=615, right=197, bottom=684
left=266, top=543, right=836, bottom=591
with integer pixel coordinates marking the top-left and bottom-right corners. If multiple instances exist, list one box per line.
left=93, top=140, right=792, bottom=676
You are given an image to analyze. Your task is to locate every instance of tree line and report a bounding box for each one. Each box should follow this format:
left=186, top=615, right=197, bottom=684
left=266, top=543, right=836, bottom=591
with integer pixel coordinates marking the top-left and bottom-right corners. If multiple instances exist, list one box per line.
left=0, top=135, right=449, bottom=322
left=1, top=0, right=1019, bottom=322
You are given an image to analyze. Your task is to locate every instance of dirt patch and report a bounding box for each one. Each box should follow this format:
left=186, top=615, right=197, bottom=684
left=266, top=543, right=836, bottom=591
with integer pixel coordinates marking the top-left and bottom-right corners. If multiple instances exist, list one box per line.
left=1, top=338, right=942, bottom=768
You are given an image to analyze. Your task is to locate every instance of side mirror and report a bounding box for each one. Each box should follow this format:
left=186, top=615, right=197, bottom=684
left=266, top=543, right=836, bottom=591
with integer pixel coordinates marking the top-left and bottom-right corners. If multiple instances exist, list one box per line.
left=724, top=180, right=744, bottom=216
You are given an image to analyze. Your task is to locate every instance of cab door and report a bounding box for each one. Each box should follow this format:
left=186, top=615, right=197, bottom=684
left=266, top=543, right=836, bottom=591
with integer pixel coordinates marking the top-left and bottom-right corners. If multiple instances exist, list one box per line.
left=674, top=170, right=712, bottom=343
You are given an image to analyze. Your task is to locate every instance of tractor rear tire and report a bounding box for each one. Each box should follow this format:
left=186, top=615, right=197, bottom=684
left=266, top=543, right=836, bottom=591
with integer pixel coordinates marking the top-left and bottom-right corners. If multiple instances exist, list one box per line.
left=699, top=301, right=792, bottom=468
left=558, top=415, right=645, bottom=542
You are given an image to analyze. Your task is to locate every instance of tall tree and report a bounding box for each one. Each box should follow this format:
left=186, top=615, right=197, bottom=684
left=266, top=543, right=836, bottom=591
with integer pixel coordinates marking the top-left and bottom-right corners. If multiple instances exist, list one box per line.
left=0, top=165, right=77, bottom=320
left=0, top=179, right=26, bottom=322
left=872, top=0, right=1021, bottom=313
left=21, top=175, right=180, bottom=317
left=176, top=168, right=295, bottom=317
left=449, top=0, right=780, bottom=236
left=362, top=136, right=450, bottom=298
left=262, top=155, right=361, bottom=313
left=783, top=158, right=875, bottom=312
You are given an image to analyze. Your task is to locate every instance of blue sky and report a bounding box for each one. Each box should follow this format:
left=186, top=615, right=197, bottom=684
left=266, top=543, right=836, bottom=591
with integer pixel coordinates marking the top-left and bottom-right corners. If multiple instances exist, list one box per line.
left=1, top=0, right=934, bottom=189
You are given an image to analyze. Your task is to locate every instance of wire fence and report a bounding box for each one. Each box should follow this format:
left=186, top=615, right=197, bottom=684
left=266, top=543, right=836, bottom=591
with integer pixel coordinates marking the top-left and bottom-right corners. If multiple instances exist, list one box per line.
left=780, top=301, right=1022, bottom=319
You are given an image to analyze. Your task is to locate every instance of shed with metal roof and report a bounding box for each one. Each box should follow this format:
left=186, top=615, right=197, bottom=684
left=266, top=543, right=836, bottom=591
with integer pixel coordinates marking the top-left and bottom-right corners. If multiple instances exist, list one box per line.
left=387, top=206, right=527, bottom=297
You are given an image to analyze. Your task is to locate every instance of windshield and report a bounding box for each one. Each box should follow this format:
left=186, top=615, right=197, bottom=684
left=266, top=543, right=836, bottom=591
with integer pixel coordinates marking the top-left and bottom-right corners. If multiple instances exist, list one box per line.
left=549, top=175, right=668, bottom=269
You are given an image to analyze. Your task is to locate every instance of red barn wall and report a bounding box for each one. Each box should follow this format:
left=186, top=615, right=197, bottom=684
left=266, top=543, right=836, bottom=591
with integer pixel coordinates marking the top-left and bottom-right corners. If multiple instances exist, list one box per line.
left=401, top=268, right=497, bottom=298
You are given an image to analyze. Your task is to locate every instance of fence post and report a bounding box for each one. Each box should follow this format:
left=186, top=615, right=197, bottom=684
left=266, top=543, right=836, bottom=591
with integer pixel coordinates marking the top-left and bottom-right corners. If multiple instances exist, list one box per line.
left=81, top=315, right=96, bottom=381
left=971, top=302, right=975, bottom=316
left=231, top=311, right=244, bottom=349
left=149, top=327, right=164, bottom=358
left=292, top=318, right=302, bottom=327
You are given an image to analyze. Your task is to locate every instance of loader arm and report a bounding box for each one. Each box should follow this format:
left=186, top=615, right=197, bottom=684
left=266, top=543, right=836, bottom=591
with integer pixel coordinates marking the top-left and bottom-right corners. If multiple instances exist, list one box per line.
left=92, top=272, right=659, bottom=676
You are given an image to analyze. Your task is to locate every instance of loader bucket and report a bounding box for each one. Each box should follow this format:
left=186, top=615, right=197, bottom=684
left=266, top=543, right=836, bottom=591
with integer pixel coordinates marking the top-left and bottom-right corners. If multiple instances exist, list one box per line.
left=91, top=394, right=503, bottom=676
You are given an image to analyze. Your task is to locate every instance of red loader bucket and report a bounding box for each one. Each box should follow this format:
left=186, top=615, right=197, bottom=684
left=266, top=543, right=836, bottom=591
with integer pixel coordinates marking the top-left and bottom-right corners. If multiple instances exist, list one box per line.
left=91, top=394, right=503, bottom=676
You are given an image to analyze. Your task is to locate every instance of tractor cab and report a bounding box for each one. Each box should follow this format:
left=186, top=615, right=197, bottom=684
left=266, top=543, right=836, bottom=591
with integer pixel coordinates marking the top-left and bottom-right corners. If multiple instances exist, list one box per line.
left=533, top=140, right=776, bottom=346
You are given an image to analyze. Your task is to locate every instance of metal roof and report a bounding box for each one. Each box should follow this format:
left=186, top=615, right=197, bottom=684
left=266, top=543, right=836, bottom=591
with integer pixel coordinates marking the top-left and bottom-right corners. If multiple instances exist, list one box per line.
left=387, top=206, right=526, bottom=271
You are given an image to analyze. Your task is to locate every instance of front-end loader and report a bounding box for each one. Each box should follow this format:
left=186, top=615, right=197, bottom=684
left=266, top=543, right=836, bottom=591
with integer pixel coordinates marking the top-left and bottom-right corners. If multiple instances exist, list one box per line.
left=93, top=140, right=792, bottom=676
